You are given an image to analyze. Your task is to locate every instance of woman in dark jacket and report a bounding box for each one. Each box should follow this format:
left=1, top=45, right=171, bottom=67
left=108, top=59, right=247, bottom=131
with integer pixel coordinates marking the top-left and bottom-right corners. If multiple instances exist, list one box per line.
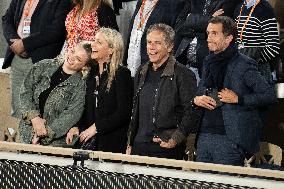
left=66, top=28, right=133, bottom=153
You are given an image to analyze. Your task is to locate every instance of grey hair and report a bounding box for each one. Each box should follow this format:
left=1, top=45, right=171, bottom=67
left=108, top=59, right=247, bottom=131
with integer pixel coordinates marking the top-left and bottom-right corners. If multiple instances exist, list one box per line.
left=147, top=23, right=175, bottom=47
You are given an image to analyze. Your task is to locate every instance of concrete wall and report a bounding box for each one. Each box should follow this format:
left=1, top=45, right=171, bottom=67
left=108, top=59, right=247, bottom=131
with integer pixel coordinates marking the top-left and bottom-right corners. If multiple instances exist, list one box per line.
left=0, top=0, right=11, bottom=58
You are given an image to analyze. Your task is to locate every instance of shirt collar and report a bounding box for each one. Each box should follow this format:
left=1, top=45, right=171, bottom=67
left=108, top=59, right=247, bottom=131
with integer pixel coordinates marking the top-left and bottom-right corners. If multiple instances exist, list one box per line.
left=245, top=0, right=257, bottom=9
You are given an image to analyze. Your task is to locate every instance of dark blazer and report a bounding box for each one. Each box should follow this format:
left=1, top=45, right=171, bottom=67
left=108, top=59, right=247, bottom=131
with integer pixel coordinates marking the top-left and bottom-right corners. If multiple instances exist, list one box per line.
left=2, top=0, right=71, bottom=69
left=196, top=53, right=277, bottom=154
left=112, top=0, right=135, bottom=14
left=175, top=0, right=241, bottom=67
left=127, top=56, right=199, bottom=146
left=97, top=2, right=119, bottom=30
left=79, top=64, right=133, bottom=153
left=124, top=0, right=185, bottom=65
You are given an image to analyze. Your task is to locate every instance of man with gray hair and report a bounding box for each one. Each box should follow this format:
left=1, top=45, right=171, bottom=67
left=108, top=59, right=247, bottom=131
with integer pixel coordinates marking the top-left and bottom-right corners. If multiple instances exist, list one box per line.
left=126, top=23, right=198, bottom=159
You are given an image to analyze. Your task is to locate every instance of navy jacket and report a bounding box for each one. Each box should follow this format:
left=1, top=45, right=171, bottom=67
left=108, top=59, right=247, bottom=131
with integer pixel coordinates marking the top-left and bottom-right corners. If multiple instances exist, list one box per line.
left=2, top=0, right=71, bottom=69
left=197, top=53, right=277, bottom=154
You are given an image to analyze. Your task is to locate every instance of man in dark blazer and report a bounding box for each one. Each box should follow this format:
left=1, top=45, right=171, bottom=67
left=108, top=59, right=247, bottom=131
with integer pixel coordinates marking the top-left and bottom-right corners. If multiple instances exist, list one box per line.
left=124, top=0, right=185, bottom=77
left=174, top=0, right=241, bottom=77
left=2, top=0, right=71, bottom=117
left=193, top=16, right=277, bottom=166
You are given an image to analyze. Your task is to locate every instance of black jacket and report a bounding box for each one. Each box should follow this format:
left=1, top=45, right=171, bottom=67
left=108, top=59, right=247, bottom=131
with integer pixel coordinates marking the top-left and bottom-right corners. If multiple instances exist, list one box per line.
left=2, top=0, right=71, bottom=69
left=112, top=0, right=135, bottom=15
left=127, top=56, right=199, bottom=146
left=79, top=64, right=133, bottom=153
left=175, top=0, right=241, bottom=67
left=97, top=2, right=119, bottom=30
left=124, top=0, right=185, bottom=65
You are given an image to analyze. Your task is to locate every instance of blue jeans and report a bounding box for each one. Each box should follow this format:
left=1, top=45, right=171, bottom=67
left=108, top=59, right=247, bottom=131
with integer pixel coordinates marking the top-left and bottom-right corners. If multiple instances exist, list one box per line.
left=196, top=133, right=245, bottom=166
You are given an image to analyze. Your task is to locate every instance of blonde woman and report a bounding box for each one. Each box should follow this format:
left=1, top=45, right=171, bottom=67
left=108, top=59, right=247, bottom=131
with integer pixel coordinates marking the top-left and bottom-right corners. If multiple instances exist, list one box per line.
left=66, top=28, right=133, bottom=153
left=19, top=43, right=92, bottom=147
left=65, top=0, right=118, bottom=52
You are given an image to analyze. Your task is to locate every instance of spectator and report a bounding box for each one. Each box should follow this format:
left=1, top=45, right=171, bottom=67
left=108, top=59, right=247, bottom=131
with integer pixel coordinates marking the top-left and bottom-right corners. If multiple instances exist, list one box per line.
left=19, top=43, right=92, bottom=147
left=66, top=28, right=133, bottom=153
left=125, top=0, right=185, bottom=77
left=116, top=0, right=138, bottom=44
left=113, top=0, right=137, bottom=15
left=175, top=0, right=241, bottom=79
left=65, top=0, right=118, bottom=52
left=235, top=0, right=280, bottom=127
left=126, top=24, right=198, bottom=159
left=2, top=0, right=71, bottom=118
left=193, top=16, right=277, bottom=166
left=234, top=0, right=280, bottom=82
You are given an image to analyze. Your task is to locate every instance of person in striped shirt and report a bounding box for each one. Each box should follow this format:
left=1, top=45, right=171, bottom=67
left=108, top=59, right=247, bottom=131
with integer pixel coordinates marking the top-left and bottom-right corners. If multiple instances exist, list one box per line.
left=234, top=0, right=280, bottom=128
left=234, top=0, right=280, bottom=82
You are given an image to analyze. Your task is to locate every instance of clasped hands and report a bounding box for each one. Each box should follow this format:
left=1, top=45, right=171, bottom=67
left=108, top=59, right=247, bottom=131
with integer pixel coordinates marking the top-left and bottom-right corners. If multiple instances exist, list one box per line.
left=194, top=88, right=238, bottom=110
left=125, top=137, right=177, bottom=155
left=31, top=116, right=47, bottom=144
left=31, top=116, right=47, bottom=137
left=10, top=38, right=28, bottom=58
left=66, top=124, right=97, bottom=145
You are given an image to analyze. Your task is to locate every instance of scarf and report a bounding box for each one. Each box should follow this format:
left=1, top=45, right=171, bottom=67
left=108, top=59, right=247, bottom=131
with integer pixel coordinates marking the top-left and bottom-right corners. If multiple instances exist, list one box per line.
left=203, top=44, right=238, bottom=90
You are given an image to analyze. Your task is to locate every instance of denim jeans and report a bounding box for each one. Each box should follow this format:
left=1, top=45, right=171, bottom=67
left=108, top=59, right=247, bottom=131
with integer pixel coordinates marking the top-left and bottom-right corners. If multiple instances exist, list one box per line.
left=196, top=133, right=245, bottom=166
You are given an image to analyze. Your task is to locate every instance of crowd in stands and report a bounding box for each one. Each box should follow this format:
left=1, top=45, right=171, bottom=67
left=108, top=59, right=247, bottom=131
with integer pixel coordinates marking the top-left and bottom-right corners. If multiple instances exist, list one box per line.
left=1, top=0, right=282, bottom=167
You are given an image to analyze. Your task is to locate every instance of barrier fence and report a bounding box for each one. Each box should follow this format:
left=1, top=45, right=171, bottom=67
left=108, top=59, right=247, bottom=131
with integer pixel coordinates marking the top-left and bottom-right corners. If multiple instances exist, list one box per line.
left=0, top=142, right=283, bottom=189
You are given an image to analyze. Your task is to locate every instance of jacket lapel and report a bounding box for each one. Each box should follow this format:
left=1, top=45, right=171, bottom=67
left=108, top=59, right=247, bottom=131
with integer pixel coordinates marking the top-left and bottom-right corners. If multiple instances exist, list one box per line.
left=16, top=0, right=27, bottom=23
left=206, top=0, right=224, bottom=15
left=128, top=0, right=142, bottom=34
left=144, top=0, right=162, bottom=29
left=33, top=0, right=48, bottom=16
left=136, top=63, right=149, bottom=95
left=223, top=53, right=239, bottom=88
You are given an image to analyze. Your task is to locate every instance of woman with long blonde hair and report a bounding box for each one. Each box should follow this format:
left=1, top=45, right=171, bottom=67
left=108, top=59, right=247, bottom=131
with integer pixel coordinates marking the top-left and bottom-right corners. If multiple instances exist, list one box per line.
left=66, top=28, right=133, bottom=153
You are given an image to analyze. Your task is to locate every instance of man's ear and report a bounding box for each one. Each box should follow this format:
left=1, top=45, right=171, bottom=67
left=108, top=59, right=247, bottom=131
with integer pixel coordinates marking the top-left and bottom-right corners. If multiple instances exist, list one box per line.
left=226, top=35, right=233, bottom=44
left=167, top=44, right=174, bottom=53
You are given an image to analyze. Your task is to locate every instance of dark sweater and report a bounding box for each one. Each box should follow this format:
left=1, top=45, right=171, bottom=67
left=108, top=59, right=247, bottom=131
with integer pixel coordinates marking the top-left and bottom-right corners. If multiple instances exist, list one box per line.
left=39, top=66, right=70, bottom=116
left=200, top=107, right=225, bottom=135
left=135, top=63, right=166, bottom=142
